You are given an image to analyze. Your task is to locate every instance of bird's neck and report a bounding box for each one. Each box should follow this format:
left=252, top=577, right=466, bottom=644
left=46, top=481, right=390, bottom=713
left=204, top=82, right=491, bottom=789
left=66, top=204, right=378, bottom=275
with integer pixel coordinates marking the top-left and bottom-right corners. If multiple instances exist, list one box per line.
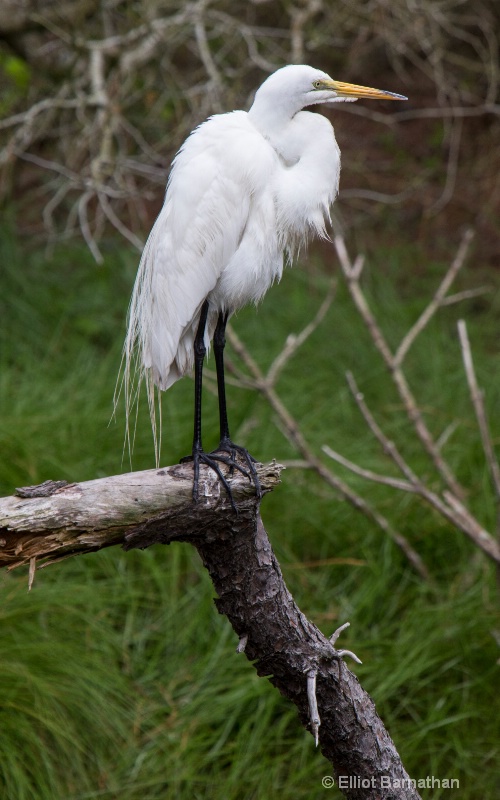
left=248, top=93, right=301, bottom=140
left=249, top=106, right=328, bottom=171
left=248, top=105, right=341, bottom=245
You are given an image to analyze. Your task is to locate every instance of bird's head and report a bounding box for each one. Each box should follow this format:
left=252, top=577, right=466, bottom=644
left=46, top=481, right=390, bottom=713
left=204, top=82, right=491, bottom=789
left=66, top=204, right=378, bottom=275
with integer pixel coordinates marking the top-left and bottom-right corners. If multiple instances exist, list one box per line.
left=307, top=74, right=407, bottom=105
left=250, top=65, right=406, bottom=124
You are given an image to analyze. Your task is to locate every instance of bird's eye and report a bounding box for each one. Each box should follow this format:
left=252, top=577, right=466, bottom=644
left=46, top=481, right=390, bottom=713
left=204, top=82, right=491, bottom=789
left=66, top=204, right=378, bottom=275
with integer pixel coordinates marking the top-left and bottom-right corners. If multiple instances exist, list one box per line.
left=313, top=80, right=323, bottom=89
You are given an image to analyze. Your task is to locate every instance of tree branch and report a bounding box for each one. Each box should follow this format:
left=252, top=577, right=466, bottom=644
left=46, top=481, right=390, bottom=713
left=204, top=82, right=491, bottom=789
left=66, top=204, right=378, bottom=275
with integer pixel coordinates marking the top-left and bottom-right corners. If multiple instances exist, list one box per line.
left=0, top=462, right=421, bottom=799
left=334, top=235, right=467, bottom=500
left=326, top=371, right=500, bottom=566
left=458, top=319, right=500, bottom=504
left=0, top=462, right=281, bottom=571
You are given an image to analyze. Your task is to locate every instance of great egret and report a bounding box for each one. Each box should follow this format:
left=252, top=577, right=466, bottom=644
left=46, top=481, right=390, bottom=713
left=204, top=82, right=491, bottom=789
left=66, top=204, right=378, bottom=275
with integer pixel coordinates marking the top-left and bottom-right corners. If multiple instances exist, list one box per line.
left=123, top=64, right=406, bottom=506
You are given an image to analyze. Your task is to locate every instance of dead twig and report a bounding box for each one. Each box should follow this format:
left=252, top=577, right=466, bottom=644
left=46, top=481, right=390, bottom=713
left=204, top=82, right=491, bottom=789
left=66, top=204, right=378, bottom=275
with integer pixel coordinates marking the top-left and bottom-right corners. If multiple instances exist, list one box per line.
left=458, top=319, right=500, bottom=557
left=329, top=372, right=500, bottom=565
left=319, top=236, right=500, bottom=568
left=394, top=229, right=474, bottom=366
left=334, top=234, right=469, bottom=499
left=266, top=280, right=336, bottom=385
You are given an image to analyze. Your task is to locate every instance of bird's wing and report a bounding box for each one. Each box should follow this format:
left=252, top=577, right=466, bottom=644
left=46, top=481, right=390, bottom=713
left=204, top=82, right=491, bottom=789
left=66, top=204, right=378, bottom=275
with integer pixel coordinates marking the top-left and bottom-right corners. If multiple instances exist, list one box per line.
left=125, top=111, right=277, bottom=391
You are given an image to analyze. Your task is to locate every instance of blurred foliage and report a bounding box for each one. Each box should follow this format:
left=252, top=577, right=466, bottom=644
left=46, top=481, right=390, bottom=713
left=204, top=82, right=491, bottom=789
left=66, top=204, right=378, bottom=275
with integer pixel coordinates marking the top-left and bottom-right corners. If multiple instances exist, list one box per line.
left=0, top=0, right=499, bottom=260
left=1, top=225, right=499, bottom=798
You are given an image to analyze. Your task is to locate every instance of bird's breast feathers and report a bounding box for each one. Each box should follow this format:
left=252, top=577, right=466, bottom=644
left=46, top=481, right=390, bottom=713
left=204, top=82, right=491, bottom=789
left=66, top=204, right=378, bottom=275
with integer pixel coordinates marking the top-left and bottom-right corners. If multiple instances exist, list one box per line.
left=130, top=107, right=339, bottom=388
left=163, top=111, right=284, bottom=306
left=167, top=108, right=338, bottom=265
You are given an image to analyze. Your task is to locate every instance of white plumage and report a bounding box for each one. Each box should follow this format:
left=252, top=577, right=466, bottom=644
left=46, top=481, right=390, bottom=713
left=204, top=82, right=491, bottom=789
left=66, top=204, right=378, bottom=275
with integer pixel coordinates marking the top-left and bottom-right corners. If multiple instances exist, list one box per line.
left=121, top=65, right=406, bottom=488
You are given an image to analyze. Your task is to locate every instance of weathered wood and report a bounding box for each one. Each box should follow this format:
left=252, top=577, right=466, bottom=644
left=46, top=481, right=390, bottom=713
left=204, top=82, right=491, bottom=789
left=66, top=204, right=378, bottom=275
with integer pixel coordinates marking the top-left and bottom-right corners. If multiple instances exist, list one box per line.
left=0, top=461, right=281, bottom=569
left=0, top=460, right=421, bottom=799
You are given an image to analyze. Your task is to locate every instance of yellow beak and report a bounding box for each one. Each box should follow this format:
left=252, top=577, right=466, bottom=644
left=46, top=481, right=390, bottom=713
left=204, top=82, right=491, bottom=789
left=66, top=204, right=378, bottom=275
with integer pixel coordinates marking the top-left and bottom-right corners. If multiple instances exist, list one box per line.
left=319, top=79, right=407, bottom=101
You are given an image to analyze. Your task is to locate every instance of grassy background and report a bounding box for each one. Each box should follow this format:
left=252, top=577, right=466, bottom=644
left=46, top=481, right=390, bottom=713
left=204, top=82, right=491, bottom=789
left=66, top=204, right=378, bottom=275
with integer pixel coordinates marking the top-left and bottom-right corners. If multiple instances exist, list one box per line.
left=1, top=225, right=499, bottom=799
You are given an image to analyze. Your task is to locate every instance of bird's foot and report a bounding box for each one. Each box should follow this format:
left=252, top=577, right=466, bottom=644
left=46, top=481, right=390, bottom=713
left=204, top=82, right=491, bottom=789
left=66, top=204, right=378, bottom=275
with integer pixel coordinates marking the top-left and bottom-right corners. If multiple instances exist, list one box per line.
left=181, top=447, right=238, bottom=509
left=180, top=439, right=261, bottom=511
left=211, top=437, right=262, bottom=501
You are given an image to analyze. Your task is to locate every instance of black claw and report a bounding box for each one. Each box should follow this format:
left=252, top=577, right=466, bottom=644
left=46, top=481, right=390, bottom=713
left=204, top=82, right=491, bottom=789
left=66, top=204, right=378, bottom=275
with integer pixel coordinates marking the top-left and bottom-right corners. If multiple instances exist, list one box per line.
left=181, top=441, right=261, bottom=511
left=213, top=438, right=262, bottom=501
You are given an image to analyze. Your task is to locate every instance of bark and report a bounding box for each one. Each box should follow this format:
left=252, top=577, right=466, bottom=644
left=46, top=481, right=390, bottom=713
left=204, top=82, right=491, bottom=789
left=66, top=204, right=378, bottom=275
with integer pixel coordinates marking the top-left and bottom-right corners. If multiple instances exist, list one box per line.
left=0, top=462, right=281, bottom=569
left=0, top=461, right=421, bottom=800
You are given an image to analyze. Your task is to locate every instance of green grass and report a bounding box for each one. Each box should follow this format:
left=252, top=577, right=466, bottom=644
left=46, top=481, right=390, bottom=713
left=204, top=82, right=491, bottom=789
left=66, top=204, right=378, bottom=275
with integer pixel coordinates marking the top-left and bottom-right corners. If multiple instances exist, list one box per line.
left=1, top=226, right=499, bottom=799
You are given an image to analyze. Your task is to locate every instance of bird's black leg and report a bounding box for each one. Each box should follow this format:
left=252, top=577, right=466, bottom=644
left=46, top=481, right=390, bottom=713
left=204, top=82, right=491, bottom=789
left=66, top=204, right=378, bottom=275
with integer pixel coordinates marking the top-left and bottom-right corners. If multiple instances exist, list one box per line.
left=181, top=301, right=240, bottom=507
left=190, top=299, right=210, bottom=502
left=211, top=312, right=262, bottom=500
left=191, top=300, right=209, bottom=460
left=213, top=311, right=231, bottom=444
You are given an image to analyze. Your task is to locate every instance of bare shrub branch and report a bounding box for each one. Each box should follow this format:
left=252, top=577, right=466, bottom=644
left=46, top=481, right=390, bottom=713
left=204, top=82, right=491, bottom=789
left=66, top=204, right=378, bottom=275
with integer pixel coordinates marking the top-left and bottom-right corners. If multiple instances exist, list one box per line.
left=458, top=319, right=500, bottom=552
left=1, top=0, right=499, bottom=250
left=319, top=236, right=500, bottom=567
left=334, top=234, right=469, bottom=499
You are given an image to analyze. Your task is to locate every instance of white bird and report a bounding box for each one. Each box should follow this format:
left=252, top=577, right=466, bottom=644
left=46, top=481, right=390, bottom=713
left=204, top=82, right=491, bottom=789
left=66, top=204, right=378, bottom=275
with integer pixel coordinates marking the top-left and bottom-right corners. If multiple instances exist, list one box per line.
left=122, top=64, right=406, bottom=505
